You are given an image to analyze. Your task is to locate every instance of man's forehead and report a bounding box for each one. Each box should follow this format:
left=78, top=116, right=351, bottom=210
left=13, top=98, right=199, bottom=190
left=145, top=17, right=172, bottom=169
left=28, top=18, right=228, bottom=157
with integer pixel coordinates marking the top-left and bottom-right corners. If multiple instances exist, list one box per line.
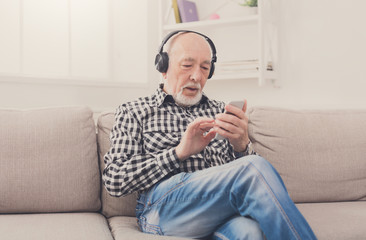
left=180, top=56, right=211, bottom=65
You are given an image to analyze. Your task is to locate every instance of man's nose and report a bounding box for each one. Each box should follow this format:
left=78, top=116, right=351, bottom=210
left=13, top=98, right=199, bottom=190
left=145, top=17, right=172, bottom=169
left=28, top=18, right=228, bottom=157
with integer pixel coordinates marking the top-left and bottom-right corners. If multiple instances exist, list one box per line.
left=190, top=66, right=202, bottom=82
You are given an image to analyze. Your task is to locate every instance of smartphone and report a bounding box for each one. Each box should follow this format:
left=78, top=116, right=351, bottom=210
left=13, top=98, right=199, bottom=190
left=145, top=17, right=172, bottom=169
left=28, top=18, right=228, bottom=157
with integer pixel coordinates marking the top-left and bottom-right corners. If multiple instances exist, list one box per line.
left=215, top=100, right=245, bottom=140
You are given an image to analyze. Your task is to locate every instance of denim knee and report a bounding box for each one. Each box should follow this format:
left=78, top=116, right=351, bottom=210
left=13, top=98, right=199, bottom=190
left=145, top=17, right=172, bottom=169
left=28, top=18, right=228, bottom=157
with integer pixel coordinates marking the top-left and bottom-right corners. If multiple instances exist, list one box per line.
left=239, top=155, right=277, bottom=176
left=243, top=155, right=269, bottom=168
left=213, top=216, right=265, bottom=240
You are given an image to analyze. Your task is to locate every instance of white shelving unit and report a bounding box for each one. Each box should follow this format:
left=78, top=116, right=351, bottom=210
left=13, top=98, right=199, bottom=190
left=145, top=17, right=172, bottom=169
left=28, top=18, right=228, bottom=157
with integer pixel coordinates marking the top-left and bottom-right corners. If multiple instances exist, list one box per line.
left=158, top=0, right=280, bottom=87
left=162, top=15, right=259, bottom=31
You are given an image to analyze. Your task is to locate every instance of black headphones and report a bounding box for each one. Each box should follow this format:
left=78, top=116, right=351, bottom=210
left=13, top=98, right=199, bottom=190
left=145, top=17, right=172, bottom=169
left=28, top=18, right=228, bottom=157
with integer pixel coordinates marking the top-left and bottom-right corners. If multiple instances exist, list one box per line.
left=155, top=30, right=217, bottom=79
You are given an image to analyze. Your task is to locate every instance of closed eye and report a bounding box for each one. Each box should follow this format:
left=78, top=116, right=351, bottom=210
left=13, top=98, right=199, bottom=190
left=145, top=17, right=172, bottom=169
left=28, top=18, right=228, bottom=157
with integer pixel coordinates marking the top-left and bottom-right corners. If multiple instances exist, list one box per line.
left=182, top=65, right=192, bottom=68
left=201, top=66, right=209, bottom=70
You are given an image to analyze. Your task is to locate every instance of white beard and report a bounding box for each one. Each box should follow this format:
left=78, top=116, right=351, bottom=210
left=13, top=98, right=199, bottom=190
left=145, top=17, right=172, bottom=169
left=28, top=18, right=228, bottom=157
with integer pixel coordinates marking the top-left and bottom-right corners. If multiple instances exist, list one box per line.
left=164, top=80, right=202, bottom=107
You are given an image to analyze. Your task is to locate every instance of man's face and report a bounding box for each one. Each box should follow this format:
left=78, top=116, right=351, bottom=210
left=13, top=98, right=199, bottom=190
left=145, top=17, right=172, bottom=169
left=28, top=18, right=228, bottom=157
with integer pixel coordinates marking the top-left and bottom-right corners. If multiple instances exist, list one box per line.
left=163, top=33, right=212, bottom=107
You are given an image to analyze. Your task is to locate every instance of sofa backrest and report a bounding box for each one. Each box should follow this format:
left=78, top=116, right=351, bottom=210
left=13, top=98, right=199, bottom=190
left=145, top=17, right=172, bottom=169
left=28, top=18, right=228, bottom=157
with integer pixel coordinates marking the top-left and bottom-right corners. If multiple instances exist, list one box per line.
left=98, top=106, right=366, bottom=216
left=0, top=107, right=101, bottom=213
left=97, top=111, right=138, bottom=218
left=248, top=107, right=366, bottom=203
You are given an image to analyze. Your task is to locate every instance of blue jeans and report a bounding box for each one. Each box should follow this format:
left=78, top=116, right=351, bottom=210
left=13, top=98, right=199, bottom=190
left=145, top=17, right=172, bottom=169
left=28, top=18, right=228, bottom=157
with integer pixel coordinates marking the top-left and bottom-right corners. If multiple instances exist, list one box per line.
left=136, top=155, right=317, bottom=240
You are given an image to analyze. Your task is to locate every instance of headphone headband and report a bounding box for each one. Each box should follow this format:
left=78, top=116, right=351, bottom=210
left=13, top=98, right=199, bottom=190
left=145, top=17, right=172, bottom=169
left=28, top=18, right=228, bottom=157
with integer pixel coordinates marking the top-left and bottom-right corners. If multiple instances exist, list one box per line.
left=155, top=30, right=217, bottom=79
left=158, top=30, right=217, bottom=61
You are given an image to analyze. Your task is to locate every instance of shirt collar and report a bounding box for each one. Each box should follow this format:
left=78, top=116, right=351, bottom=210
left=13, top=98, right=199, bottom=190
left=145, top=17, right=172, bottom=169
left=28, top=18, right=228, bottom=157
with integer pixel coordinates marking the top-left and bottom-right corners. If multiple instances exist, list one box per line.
left=153, top=84, right=208, bottom=108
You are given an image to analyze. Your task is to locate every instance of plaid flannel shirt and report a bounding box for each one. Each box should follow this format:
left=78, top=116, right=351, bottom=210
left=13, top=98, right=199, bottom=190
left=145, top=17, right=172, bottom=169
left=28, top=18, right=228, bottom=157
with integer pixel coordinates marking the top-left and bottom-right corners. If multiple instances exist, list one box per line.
left=103, top=86, right=256, bottom=197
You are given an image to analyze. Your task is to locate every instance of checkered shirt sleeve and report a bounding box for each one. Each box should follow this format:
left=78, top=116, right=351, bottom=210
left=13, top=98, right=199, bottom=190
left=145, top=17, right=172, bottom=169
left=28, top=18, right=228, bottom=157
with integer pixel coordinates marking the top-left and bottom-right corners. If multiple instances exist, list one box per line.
left=103, top=104, right=181, bottom=197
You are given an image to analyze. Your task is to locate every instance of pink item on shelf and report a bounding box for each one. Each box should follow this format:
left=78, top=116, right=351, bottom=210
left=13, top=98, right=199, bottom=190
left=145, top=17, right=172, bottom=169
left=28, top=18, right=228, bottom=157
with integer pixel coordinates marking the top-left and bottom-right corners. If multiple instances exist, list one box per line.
left=209, top=13, right=220, bottom=20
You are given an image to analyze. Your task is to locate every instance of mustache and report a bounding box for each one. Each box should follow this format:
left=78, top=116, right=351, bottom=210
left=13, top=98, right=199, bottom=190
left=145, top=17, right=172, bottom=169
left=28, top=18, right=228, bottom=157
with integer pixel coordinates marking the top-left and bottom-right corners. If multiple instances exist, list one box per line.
left=181, top=83, right=201, bottom=90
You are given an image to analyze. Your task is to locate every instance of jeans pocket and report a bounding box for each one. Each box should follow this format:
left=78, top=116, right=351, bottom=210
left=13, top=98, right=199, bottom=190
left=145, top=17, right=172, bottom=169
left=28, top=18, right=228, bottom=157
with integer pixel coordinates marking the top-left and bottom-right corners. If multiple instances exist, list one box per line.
left=138, top=216, right=163, bottom=235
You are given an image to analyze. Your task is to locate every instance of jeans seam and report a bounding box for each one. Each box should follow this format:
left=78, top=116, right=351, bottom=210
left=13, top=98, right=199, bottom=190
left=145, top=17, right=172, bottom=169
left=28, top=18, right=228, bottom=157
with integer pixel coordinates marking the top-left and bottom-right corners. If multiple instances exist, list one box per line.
left=248, top=161, right=301, bottom=240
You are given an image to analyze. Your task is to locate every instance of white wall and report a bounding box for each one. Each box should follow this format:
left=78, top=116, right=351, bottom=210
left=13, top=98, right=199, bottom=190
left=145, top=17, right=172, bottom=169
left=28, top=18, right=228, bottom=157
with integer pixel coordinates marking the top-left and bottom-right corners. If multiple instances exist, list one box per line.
left=1, top=0, right=366, bottom=112
left=0, top=0, right=160, bottom=113
left=205, top=0, right=366, bottom=109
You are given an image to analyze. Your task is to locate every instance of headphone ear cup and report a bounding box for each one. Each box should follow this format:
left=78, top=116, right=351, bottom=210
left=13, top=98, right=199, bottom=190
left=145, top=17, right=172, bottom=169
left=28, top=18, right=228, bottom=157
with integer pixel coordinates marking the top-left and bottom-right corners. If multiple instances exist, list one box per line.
left=155, top=52, right=169, bottom=73
left=208, top=62, right=215, bottom=79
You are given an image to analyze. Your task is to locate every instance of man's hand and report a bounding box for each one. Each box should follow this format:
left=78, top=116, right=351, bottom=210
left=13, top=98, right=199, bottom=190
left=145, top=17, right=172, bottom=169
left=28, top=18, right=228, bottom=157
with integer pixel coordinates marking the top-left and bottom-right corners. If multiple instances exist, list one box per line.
left=175, top=117, right=216, bottom=161
left=214, top=100, right=250, bottom=152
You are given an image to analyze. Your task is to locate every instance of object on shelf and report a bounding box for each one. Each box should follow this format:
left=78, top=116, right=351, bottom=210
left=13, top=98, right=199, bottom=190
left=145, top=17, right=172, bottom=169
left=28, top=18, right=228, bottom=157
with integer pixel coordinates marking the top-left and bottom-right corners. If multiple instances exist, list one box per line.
left=266, top=61, right=273, bottom=71
left=239, top=0, right=258, bottom=7
left=210, top=13, right=220, bottom=20
left=177, top=0, right=199, bottom=22
left=171, top=0, right=182, bottom=23
left=201, top=0, right=257, bottom=20
left=162, top=15, right=258, bottom=32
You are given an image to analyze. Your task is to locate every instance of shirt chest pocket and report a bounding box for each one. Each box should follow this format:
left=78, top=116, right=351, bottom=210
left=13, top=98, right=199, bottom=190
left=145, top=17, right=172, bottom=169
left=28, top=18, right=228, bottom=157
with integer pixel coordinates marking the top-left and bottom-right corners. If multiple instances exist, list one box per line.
left=142, top=119, right=184, bottom=152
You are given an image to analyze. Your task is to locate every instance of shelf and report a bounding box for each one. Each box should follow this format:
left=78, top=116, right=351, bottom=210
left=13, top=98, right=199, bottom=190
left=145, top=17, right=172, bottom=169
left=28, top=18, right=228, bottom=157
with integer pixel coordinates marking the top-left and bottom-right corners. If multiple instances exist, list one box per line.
left=210, top=72, right=259, bottom=81
left=159, top=0, right=280, bottom=87
left=163, top=15, right=258, bottom=31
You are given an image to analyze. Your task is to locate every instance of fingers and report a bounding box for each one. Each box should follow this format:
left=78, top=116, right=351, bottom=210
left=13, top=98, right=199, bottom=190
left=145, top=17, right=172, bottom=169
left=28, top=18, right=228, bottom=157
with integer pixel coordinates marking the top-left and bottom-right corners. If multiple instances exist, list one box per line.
left=215, top=118, right=244, bottom=133
left=187, top=117, right=215, bottom=134
left=204, top=129, right=217, bottom=140
left=177, top=118, right=215, bottom=161
left=218, top=99, right=248, bottom=126
left=214, top=119, right=245, bottom=139
left=242, top=99, right=247, bottom=113
left=224, top=104, right=246, bottom=120
left=190, top=117, right=215, bottom=126
left=215, top=112, right=248, bottom=128
left=200, top=124, right=215, bottom=133
left=214, top=125, right=233, bottom=139
left=214, top=100, right=249, bottom=143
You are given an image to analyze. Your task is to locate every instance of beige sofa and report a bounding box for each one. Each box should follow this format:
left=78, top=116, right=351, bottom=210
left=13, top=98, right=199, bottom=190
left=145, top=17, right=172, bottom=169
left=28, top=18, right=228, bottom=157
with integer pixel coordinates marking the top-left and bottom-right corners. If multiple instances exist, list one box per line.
left=0, top=106, right=365, bottom=240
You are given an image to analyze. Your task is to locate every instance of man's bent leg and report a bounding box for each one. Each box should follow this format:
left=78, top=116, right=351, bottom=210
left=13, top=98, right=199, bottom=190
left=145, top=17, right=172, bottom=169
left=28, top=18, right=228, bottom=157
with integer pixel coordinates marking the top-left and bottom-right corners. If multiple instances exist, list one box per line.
left=136, top=155, right=317, bottom=239
left=212, top=216, right=265, bottom=240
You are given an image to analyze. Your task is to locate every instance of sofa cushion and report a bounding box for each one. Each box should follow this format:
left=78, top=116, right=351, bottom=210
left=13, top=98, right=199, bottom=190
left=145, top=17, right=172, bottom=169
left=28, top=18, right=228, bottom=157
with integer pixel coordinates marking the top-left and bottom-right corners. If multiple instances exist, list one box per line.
left=108, top=216, right=191, bottom=239
left=97, top=110, right=138, bottom=218
left=248, top=107, right=366, bottom=203
left=0, top=106, right=100, bottom=213
left=297, top=201, right=366, bottom=240
left=0, top=213, right=113, bottom=240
